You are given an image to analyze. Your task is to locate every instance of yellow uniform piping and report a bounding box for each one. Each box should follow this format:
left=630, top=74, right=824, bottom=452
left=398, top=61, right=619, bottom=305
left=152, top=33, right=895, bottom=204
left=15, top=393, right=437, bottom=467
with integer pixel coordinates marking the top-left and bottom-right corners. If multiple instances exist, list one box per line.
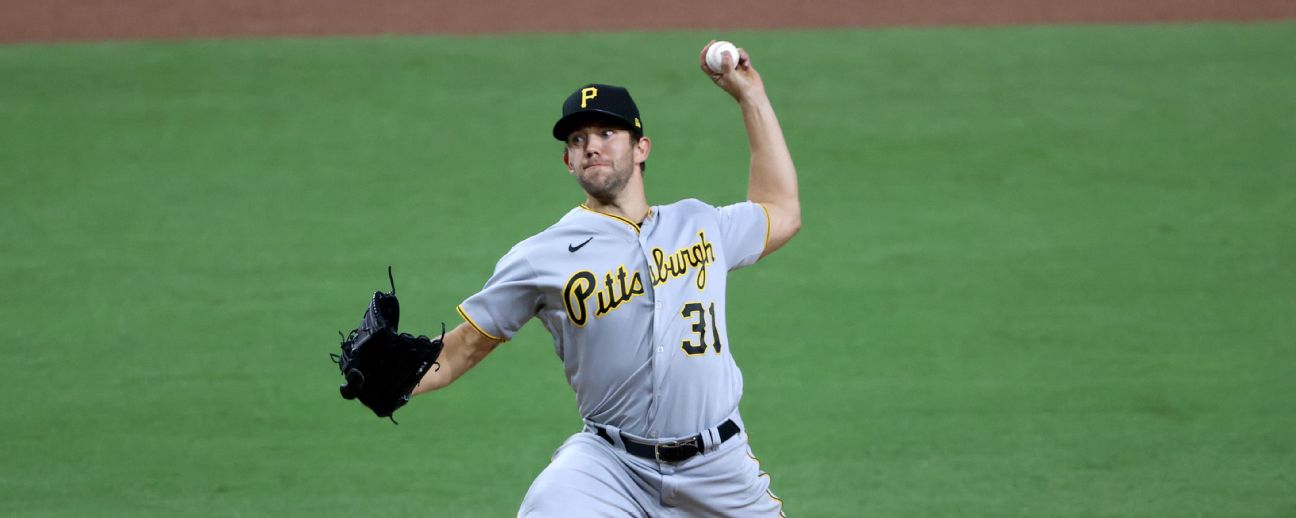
left=578, top=204, right=651, bottom=234
left=457, top=305, right=503, bottom=342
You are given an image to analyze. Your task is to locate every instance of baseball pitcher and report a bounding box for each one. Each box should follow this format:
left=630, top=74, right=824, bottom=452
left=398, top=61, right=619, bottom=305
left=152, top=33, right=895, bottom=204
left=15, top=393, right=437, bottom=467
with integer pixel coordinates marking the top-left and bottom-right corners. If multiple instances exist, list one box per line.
left=339, top=41, right=800, bottom=516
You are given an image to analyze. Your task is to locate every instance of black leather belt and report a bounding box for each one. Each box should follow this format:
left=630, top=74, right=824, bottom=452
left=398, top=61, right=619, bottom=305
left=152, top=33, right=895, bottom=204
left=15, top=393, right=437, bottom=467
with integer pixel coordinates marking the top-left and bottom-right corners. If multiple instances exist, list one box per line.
left=594, top=419, right=741, bottom=463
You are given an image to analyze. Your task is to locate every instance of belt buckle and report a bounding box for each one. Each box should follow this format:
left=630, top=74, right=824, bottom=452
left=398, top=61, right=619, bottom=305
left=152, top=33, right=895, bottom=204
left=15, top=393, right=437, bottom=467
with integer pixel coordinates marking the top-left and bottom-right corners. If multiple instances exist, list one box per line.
left=654, top=437, right=698, bottom=463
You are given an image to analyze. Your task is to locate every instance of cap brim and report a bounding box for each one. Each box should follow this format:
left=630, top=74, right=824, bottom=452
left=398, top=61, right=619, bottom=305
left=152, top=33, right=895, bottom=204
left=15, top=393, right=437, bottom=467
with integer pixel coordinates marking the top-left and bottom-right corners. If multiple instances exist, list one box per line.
left=552, top=110, right=639, bottom=141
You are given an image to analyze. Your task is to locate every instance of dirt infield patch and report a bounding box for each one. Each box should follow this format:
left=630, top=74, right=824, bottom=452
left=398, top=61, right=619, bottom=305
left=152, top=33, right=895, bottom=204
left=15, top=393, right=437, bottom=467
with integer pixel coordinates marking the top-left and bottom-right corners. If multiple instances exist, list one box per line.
left=2, top=0, right=1294, bottom=44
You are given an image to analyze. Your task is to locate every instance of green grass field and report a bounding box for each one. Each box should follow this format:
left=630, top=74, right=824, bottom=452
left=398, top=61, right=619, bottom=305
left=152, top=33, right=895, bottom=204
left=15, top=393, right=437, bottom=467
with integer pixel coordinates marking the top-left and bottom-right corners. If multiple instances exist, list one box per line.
left=2, top=22, right=1294, bottom=517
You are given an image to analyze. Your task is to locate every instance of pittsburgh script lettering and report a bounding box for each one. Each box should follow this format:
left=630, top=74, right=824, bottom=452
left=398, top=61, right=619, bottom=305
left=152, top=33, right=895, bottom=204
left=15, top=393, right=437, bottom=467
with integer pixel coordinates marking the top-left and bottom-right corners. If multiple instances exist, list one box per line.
left=650, top=231, right=716, bottom=290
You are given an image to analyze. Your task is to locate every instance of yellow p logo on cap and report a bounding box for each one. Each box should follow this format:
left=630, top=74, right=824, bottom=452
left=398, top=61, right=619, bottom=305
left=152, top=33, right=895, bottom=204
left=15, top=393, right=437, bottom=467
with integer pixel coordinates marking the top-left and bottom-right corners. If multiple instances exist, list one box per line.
left=580, top=87, right=598, bottom=108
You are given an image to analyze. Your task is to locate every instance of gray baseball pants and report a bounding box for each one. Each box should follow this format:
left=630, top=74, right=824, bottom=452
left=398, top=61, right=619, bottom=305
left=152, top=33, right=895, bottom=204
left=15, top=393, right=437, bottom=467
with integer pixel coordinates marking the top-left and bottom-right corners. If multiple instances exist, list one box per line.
left=518, top=427, right=784, bottom=517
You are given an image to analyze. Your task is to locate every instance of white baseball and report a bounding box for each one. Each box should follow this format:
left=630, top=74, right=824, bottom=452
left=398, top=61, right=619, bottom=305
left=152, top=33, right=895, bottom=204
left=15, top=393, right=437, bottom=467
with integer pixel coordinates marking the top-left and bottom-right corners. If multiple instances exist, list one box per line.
left=705, top=41, right=740, bottom=73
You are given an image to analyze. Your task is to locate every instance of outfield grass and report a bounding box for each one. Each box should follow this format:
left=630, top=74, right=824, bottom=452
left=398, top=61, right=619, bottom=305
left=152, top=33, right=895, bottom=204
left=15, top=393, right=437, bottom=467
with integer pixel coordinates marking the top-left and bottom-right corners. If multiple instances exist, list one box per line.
left=2, top=22, right=1294, bottom=517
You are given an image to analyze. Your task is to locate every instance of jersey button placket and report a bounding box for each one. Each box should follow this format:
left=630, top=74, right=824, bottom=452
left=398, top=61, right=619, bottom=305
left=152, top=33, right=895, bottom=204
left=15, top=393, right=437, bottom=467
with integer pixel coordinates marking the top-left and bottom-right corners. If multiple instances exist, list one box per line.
left=641, top=218, right=671, bottom=434
left=654, top=301, right=663, bottom=356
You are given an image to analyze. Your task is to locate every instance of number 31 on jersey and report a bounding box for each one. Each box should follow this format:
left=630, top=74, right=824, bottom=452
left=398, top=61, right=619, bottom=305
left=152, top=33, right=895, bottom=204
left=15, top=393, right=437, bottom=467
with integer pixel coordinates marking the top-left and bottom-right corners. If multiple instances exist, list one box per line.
left=680, top=301, right=722, bottom=356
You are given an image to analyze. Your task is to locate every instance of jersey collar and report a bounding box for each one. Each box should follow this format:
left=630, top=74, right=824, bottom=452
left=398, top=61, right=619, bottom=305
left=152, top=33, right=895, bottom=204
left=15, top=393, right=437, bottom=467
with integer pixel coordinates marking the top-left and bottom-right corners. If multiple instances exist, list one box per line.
left=578, top=204, right=653, bottom=234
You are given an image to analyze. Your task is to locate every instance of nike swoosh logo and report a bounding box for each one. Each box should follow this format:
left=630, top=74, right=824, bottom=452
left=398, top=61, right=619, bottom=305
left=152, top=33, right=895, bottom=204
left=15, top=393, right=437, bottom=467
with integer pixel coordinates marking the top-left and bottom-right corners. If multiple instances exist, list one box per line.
left=568, top=237, right=594, bottom=253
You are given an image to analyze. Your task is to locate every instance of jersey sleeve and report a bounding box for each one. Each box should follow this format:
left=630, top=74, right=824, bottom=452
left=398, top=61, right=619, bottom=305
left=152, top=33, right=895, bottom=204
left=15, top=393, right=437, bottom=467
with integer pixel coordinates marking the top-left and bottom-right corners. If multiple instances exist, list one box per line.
left=456, top=247, right=542, bottom=342
left=716, top=200, right=770, bottom=271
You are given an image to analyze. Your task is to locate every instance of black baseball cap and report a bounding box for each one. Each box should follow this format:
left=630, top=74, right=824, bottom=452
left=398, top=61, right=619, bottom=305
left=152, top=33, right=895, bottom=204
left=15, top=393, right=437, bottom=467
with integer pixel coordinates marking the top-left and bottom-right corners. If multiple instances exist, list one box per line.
left=552, top=83, right=643, bottom=141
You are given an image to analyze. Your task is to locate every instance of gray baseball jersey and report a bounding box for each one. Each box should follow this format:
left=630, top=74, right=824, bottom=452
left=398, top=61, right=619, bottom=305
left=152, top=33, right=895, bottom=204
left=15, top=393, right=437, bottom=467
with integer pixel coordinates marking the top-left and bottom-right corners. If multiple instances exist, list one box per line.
left=458, top=198, right=768, bottom=439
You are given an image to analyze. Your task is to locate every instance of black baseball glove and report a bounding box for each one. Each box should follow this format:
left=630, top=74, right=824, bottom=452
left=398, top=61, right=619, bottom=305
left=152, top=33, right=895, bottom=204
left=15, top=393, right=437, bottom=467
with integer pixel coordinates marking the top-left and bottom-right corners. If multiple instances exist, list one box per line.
left=331, top=267, right=443, bottom=423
